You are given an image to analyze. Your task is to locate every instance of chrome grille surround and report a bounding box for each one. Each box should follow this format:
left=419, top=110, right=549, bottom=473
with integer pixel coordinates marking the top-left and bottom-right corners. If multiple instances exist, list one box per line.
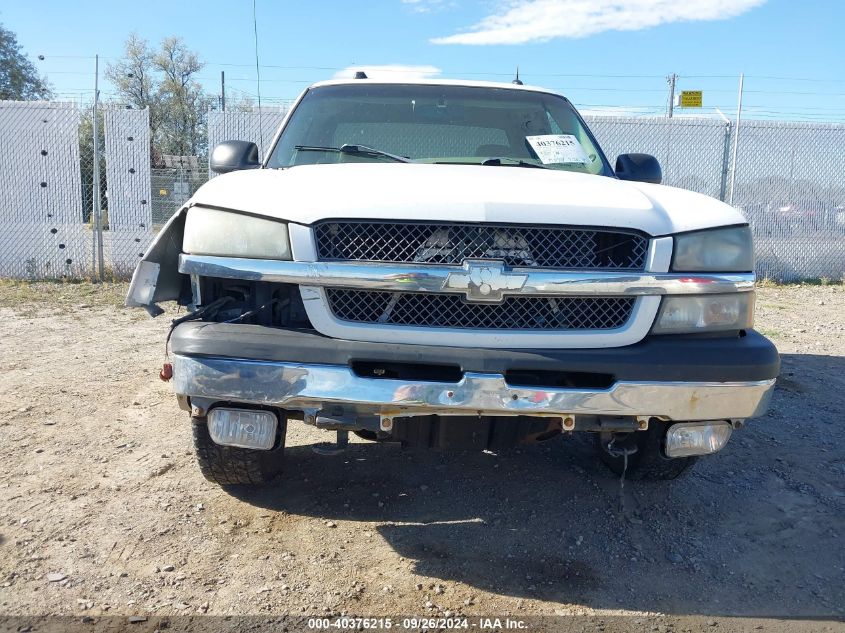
left=177, top=235, right=755, bottom=349
left=314, top=221, right=649, bottom=270
left=314, top=221, right=647, bottom=332
left=327, top=289, right=635, bottom=331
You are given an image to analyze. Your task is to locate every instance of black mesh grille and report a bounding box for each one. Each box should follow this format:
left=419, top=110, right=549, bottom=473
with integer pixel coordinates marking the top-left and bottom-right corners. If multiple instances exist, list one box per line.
left=327, top=289, right=635, bottom=330
left=314, top=221, right=648, bottom=270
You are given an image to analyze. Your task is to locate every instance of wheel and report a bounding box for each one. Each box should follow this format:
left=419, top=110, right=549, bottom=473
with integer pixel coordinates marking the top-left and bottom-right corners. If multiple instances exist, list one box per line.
left=595, top=421, right=697, bottom=480
left=192, top=415, right=286, bottom=486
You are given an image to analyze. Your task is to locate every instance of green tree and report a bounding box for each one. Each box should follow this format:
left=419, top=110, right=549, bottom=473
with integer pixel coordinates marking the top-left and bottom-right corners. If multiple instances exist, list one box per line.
left=106, top=34, right=212, bottom=164
left=105, top=34, right=163, bottom=162
left=0, top=23, right=52, bottom=100
left=153, top=37, right=210, bottom=157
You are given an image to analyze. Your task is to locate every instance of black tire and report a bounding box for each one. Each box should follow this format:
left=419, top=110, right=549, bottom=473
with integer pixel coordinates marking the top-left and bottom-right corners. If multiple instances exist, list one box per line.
left=595, top=421, right=697, bottom=480
left=192, top=416, right=286, bottom=486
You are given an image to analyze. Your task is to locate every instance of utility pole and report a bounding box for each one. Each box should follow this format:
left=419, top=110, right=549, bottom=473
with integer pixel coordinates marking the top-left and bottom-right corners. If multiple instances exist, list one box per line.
left=92, top=54, right=105, bottom=281
left=667, top=73, right=677, bottom=118
left=220, top=71, right=226, bottom=111
left=728, top=72, right=745, bottom=206
left=253, top=0, right=264, bottom=151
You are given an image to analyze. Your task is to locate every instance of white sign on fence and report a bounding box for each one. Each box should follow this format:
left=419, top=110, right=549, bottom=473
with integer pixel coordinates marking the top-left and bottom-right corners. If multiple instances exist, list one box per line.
left=0, top=101, right=89, bottom=278
left=104, top=107, right=153, bottom=276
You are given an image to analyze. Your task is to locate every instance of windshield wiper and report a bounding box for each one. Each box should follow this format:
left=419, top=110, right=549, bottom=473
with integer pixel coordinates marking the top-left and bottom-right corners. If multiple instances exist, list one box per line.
left=479, top=157, right=549, bottom=169
left=294, top=144, right=410, bottom=163
left=431, top=157, right=550, bottom=169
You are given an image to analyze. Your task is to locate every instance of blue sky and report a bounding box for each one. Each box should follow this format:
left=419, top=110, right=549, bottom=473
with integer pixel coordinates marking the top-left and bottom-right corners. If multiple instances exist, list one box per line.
left=2, top=0, right=843, bottom=121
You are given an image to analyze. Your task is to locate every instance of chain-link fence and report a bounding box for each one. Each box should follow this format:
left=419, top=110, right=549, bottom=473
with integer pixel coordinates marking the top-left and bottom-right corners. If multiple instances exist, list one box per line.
left=585, top=115, right=845, bottom=282
left=585, top=116, right=733, bottom=200
left=727, top=120, right=845, bottom=281
left=1, top=100, right=842, bottom=282
left=207, top=106, right=289, bottom=176
left=151, top=163, right=208, bottom=225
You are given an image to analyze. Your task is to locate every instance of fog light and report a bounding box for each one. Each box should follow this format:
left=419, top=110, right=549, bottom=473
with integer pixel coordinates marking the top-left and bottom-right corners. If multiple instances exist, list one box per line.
left=208, top=408, right=277, bottom=450
left=665, top=421, right=732, bottom=458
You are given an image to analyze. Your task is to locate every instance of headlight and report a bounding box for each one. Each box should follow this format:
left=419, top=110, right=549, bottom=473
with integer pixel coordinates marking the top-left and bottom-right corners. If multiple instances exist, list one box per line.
left=653, top=293, right=755, bottom=334
left=672, top=226, right=753, bottom=272
left=183, top=206, right=291, bottom=259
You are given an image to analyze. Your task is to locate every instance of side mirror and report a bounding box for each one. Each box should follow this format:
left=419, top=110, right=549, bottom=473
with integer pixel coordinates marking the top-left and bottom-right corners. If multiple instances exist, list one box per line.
left=210, top=141, right=260, bottom=174
left=615, top=153, right=662, bottom=184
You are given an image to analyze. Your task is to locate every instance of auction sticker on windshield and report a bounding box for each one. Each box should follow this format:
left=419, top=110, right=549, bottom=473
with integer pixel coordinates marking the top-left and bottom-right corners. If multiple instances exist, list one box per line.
left=526, top=134, right=589, bottom=165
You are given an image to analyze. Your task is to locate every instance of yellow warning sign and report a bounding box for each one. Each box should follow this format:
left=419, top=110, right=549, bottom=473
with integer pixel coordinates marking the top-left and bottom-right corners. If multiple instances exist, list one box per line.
left=679, top=90, right=703, bottom=108
left=159, top=189, right=168, bottom=196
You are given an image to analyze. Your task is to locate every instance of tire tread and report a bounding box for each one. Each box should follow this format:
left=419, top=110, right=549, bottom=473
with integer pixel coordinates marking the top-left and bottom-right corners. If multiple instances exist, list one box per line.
left=192, top=418, right=285, bottom=486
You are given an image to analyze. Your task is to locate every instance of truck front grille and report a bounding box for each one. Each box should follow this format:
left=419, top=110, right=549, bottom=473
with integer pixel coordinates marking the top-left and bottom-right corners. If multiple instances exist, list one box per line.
left=327, top=289, right=635, bottom=331
left=314, top=221, right=648, bottom=270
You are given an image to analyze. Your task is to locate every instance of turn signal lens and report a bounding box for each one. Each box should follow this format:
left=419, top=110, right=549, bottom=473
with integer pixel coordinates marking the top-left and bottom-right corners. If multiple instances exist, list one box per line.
left=653, top=293, right=754, bottom=334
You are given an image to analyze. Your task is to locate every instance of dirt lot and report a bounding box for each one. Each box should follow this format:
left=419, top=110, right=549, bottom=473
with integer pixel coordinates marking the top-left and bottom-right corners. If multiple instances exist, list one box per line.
left=0, top=281, right=843, bottom=632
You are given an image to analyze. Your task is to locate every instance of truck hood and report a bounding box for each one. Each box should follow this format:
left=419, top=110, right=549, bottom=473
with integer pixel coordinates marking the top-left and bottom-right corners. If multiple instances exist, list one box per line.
left=189, top=163, right=746, bottom=236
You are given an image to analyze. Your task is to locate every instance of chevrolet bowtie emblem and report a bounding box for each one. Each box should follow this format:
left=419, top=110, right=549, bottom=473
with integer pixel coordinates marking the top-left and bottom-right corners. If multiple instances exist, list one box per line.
left=442, top=260, right=528, bottom=302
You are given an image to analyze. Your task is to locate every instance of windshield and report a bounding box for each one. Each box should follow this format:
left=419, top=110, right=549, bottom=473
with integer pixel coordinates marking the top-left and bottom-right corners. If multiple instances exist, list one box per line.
left=266, top=84, right=613, bottom=176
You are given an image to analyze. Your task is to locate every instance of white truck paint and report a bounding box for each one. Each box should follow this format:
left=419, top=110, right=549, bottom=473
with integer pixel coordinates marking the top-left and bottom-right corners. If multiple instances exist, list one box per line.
left=190, top=162, right=746, bottom=237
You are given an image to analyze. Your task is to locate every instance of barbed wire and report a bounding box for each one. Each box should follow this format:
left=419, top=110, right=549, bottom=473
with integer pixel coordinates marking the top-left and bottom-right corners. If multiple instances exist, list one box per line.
left=34, top=57, right=845, bottom=83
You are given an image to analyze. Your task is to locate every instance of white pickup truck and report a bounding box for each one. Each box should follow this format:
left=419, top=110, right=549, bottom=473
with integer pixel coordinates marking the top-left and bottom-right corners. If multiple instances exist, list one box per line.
left=127, top=77, right=779, bottom=486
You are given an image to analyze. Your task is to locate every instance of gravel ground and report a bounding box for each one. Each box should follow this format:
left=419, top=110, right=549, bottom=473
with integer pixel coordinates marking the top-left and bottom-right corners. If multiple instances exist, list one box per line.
left=0, top=281, right=843, bottom=632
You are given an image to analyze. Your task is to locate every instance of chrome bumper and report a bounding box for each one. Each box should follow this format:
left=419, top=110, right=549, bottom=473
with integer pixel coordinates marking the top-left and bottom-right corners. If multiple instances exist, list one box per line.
left=178, top=254, right=756, bottom=299
left=172, top=354, right=776, bottom=422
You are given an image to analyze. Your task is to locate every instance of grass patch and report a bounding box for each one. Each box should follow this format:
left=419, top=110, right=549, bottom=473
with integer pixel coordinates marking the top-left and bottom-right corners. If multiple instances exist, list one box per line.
left=757, top=277, right=844, bottom=288
left=0, top=279, right=129, bottom=311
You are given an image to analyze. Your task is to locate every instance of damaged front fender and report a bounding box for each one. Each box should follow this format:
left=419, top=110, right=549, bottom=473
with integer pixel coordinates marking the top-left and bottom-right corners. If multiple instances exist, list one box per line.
left=125, top=207, right=188, bottom=316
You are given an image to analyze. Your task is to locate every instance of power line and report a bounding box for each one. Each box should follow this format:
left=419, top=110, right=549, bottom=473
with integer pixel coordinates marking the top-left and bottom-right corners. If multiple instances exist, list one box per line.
left=42, top=70, right=845, bottom=97
left=32, top=54, right=845, bottom=84
left=684, top=74, right=845, bottom=83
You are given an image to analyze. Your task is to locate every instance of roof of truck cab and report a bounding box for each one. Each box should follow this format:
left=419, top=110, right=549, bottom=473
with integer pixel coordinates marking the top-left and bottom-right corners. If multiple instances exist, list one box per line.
left=308, top=77, right=564, bottom=97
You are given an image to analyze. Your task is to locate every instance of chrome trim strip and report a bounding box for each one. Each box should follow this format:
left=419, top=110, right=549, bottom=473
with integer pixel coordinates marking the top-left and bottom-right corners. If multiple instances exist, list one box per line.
left=172, top=354, right=776, bottom=421
left=179, top=254, right=755, bottom=298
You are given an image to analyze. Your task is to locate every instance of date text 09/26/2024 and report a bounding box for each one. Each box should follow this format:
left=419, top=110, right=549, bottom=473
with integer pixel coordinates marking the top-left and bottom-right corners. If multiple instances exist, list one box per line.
left=307, top=616, right=528, bottom=629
